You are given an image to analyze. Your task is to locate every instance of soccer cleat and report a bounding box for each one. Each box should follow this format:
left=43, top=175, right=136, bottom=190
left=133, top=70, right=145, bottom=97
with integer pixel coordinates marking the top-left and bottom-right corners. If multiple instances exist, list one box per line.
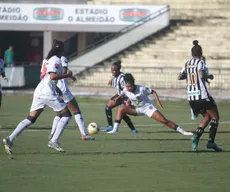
left=103, top=126, right=113, bottom=132
left=191, top=135, right=199, bottom=152
left=107, top=128, right=118, bottom=134
left=183, top=131, right=194, bottom=136
left=2, top=137, right=13, bottom=155
left=48, top=141, right=65, bottom=152
left=131, top=130, right=138, bottom=134
left=206, top=142, right=222, bottom=152
left=81, top=135, right=95, bottom=141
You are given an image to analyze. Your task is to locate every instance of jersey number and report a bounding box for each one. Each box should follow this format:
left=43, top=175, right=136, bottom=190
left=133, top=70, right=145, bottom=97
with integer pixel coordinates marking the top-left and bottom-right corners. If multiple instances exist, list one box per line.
left=188, top=72, right=197, bottom=85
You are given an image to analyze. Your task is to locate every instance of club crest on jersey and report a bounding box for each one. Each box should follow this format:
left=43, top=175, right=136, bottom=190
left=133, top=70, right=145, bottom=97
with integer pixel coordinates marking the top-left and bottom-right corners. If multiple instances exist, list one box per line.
left=55, top=63, right=59, bottom=68
left=149, top=105, right=153, bottom=109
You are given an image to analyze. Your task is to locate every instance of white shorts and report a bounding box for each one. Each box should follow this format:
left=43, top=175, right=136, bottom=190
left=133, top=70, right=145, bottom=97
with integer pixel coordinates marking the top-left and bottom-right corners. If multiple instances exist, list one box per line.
left=62, top=89, right=74, bottom=103
left=30, top=96, right=66, bottom=112
left=135, top=103, right=157, bottom=118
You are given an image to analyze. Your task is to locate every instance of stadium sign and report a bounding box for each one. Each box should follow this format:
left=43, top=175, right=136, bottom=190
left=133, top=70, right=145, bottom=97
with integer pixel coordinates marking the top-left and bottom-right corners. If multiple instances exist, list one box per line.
left=0, top=6, right=28, bottom=21
left=33, top=7, right=63, bottom=20
left=119, top=8, right=150, bottom=22
left=0, top=3, right=167, bottom=26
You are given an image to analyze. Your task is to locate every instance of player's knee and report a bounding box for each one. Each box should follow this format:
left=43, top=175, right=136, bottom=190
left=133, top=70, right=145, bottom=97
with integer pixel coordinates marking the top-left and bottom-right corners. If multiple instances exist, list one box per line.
left=57, top=113, right=62, bottom=118
left=61, top=110, right=72, bottom=117
left=27, top=116, right=37, bottom=123
left=73, top=111, right=81, bottom=115
left=105, top=105, right=112, bottom=111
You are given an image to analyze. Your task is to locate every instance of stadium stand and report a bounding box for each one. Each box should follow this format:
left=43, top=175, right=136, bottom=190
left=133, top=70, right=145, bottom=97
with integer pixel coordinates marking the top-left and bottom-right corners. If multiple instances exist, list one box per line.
left=71, top=0, right=230, bottom=90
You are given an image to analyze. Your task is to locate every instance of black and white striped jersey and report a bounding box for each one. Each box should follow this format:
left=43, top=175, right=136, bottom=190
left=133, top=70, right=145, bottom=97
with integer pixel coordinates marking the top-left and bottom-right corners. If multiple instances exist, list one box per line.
left=111, top=72, right=125, bottom=95
left=180, top=58, right=210, bottom=101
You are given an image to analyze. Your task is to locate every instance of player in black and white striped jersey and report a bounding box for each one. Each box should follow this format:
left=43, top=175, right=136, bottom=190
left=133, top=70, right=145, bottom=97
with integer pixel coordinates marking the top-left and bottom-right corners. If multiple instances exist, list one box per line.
left=190, top=55, right=214, bottom=120
left=178, top=40, right=222, bottom=152
left=103, top=60, right=138, bottom=133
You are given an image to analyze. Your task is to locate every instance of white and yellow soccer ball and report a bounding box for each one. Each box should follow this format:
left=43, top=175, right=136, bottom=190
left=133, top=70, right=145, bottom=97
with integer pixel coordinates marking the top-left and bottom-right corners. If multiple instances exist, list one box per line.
left=87, top=122, right=100, bottom=135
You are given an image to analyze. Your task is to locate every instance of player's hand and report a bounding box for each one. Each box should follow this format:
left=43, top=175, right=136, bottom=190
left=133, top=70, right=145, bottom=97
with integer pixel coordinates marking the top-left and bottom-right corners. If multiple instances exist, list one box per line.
left=208, top=74, right=214, bottom=80
left=67, top=70, right=73, bottom=78
left=125, top=100, right=131, bottom=106
left=4, top=77, right=8, bottom=82
left=71, top=76, right=77, bottom=82
left=156, top=101, right=163, bottom=109
left=113, top=98, right=117, bottom=103
left=108, top=79, right=112, bottom=85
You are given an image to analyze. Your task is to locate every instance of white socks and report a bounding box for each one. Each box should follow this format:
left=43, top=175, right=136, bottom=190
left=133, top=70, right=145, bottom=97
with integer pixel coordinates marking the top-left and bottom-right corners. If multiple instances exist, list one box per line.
left=74, top=114, right=88, bottom=136
left=50, top=116, right=61, bottom=136
left=51, top=116, right=72, bottom=143
left=50, top=113, right=88, bottom=141
left=176, top=126, right=193, bottom=136
left=107, top=122, right=120, bottom=134
left=176, top=126, right=184, bottom=134
left=9, top=119, right=33, bottom=142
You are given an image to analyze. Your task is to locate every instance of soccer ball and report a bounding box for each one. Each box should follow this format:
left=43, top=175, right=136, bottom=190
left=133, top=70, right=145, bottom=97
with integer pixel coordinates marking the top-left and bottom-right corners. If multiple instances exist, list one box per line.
left=87, top=122, right=100, bottom=135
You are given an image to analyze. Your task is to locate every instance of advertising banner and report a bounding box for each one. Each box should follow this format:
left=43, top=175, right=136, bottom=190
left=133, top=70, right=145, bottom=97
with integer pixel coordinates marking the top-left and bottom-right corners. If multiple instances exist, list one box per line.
left=0, top=4, right=167, bottom=25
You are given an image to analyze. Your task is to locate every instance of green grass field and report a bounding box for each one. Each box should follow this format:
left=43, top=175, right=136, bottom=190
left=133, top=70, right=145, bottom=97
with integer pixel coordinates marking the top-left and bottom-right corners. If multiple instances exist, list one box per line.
left=0, top=95, right=230, bottom=192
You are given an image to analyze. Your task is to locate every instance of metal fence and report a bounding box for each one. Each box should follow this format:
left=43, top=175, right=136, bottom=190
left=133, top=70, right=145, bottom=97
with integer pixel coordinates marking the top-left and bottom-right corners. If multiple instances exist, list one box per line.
left=73, top=67, right=230, bottom=90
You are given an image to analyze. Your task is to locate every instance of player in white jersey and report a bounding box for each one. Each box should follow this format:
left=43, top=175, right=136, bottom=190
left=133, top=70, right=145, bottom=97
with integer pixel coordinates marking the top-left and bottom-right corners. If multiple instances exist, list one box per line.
left=41, top=41, right=93, bottom=141
left=0, top=58, right=8, bottom=111
left=104, top=60, right=137, bottom=133
left=178, top=40, right=222, bottom=152
left=2, top=41, right=73, bottom=155
left=107, top=73, right=193, bottom=137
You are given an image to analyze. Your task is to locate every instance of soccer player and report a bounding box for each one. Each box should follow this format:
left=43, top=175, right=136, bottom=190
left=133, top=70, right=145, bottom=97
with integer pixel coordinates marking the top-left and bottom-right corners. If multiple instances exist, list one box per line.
left=103, top=60, right=138, bottom=133
left=189, top=47, right=214, bottom=120
left=178, top=40, right=222, bottom=152
left=0, top=58, right=8, bottom=128
left=2, top=40, right=73, bottom=154
left=41, top=40, right=93, bottom=141
left=107, top=73, right=193, bottom=137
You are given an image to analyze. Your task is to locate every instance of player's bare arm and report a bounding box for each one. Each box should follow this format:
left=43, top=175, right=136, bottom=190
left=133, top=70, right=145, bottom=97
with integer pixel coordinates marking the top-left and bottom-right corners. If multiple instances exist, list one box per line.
left=152, top=90, right=163, bottom=109
left=63, top=66, right=76, bottom=81
left=49, top=70, right=72, bottom=80
left=108, top=78, right=112, bottom=85
left=125, top=98, right=131, bottom=106
left=113, top=94, right=125, bottom=102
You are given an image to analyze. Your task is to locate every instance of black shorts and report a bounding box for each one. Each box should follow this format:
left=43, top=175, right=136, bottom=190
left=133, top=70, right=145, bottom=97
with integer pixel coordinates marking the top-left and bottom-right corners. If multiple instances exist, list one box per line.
left=110, top=94, right=128, bottom=106
left=189, top=96, right=217, bottom=116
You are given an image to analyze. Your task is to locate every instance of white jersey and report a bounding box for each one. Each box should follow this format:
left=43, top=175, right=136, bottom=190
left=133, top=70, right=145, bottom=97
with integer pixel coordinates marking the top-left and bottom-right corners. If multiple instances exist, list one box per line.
left=35, top=55, right=62, bottom=99
left=180, top=58, right=210, bottom=101
left=41, top=56, right=69, bottom=94
left=122, top=85, right=153, bottom=107
left=57, top=56, right=69, bottom=94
